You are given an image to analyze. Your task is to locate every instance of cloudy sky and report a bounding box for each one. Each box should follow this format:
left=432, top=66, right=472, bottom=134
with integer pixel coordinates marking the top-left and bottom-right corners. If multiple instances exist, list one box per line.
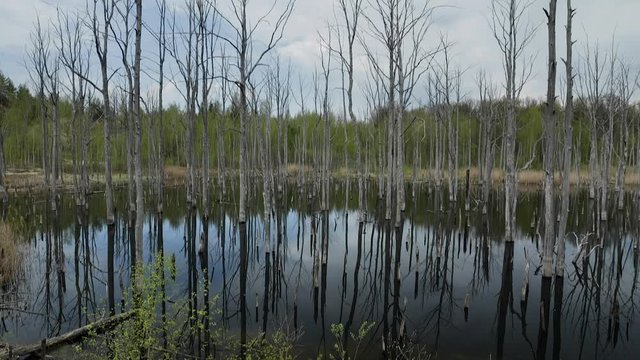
left=1, top=0, right=639, bottom=116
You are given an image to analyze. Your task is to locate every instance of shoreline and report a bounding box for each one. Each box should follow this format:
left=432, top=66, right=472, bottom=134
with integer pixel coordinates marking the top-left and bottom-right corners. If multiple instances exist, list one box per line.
left=4, top=166, right=638, bottom=194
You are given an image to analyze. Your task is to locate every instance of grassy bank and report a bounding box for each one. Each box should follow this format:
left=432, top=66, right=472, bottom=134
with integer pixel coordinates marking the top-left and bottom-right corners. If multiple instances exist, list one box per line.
left=4, top=165, right=637, bottom=194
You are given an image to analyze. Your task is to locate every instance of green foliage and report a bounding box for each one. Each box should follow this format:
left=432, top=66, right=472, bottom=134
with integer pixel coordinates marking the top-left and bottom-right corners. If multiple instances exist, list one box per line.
left=225, top=331, right=297, bottom=360
left=77, top=260, right=180, bottom=360
left=0, top=72, right=16, bottom=110
left=72, top=256, right=301, bottom=360
left=328, top=321, right=375, bottom=360
left=0, top=70, right=638, bottom=176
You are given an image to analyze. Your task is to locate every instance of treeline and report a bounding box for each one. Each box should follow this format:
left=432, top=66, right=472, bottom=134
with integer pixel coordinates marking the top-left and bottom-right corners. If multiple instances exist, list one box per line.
left=2, top=72, right=639, bottom=178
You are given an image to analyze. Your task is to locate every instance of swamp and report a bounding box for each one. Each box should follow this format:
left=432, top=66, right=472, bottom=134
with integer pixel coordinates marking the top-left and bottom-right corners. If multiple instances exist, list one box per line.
left=0, top=0, right=639, bottom=358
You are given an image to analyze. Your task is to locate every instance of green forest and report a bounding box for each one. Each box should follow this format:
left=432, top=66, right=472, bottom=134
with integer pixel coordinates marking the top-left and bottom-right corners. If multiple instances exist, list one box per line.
left=1, top=70, right=636, bottom=178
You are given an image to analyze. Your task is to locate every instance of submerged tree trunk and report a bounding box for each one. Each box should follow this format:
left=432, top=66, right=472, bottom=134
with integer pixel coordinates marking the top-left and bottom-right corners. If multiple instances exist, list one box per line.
left=238, top=5, right=248, bottom=224
left=133, top=0, right=143, bottom=282
left=199, top=1, right=212, bottom=220
left=95, top=0, right=116, bottom=224
left=92, top=0, right=116, bottom=224
left=395, top=46, right=404, bottom=225
left=542, top=0, right=558, bottom=278
left=156, top=0, right=166, bottom=215
left=615, top=64, right=633, bottom=211
left=557, top=0, right=575, bottom=278
left=47, top=62, right=61, bottom=212
left=322, top=56, right=331, bottom=212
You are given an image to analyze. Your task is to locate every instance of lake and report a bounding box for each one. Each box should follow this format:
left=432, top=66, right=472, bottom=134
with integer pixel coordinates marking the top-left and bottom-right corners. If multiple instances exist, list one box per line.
left=0, top=181, right=638, bottom=359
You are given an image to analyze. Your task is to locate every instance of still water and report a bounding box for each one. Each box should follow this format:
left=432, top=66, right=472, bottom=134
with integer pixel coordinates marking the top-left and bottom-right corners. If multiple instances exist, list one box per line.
left=1, top=182, right=638, bottom=359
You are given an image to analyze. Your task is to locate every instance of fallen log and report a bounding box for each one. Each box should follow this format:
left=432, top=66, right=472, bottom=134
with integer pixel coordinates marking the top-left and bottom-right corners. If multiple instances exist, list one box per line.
left=0, top=311, right=135, bottom=359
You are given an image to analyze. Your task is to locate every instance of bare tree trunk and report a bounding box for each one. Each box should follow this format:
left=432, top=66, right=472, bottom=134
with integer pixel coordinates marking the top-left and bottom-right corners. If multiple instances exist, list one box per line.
left=556, top=0, right=575, bottom=278
left=156, top=0, right=166, bottom=215
left=133, top=0, right=143, bottom=282
left=600, top=49, right=616, bottom=222
left=504, top=96, right=517, bottom=242
left=94, top=0, right=116, bottom=224
left=218, top=53, right=229, bottom=199
left=199, top=0, right=212, bottom=220
left=321, top=43, right=331, bottom=212
left=386, top=42, right=395, bottom=222
left=615, top=64, right=634, bottom=211
left=477, top=71, right=496, bottom=216
left=45, top=57, right=61, bottom=212
left=616, top=112, right=628, bottom=211
left=542, top=0, right=557, bottom=278
left=188, top=8, right=198, bottom=210
left=111, top=0, right=136, bottom=235
left=395, top=46, right=404, bottom=226
left=491, top=0, right=534, bottom=242
left=338, top=0, right=363, bottom=219
left=222, top=0, right=294, bottom=224
left=30, top=20, right=51, bottom=191
left=589, top=109, right=598, bottom=200
left=57, top=11, right=88, bottom=208
left=262, top=101, right=273, bottom=256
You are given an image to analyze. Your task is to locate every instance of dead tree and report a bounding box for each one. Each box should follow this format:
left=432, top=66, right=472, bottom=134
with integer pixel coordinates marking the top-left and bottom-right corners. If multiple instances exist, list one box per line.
left=56, top=10, right=91, bottom=209
left=132, top=0, right=143, bottom=281
left=363, top=0, right=397, bottom=222
left=336, top=0, right=363, bottom=220
left=364, top=0, right=434, bottom=226
left=197, top=0, right=216, bottom=219
left=395, top=0, right=435, bottom=221
left=217, top=51, right=229, bottom=199
left=271, top=58, right=291, bottom=193
left=490, top=0, right=536, bottom=242
left=434, top=39, right=458, bottom=205
left=43, top=32, right=61, bottom=212
left=600, top=45, right=617, bottom=222
left=556, top=0, right=575, bottom=278
left=29, top=18, right=52, bottom=196
left=542, top=0, right=557, bottom=279
left=476, top=70, right=497, bottom=216
left=579, top=42, right=605, bottom=206
left=91, top=0, right=117, bottom=224
left=262, top=77, right=274, bottom=256
left=167, top=0, right=199, bottom=209
left=427, top=74, right=444, bottom=189
left=362, top=59, right=385, bottom=199
left=111, top=0, right=136, bottom=230
left=49, top=0, right=117, bottom=224
left=153, top=0, right=167, bottom=214
left=29, top=18, right=61, bottom=212
left=614, top=62, right=637, bottom=211
left=215, top=0, right=295, bottom=223
left=320, top=33, right=332, bottom=212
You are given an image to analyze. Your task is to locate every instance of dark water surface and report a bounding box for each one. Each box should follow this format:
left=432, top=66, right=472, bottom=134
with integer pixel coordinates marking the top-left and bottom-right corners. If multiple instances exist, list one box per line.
left=1, top=183, right=639, bottom=359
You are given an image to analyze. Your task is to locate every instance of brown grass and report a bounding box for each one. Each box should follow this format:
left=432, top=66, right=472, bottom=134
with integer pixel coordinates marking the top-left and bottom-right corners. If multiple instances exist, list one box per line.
left=4, top=165, right=640, bottom=194
left=165, top=165, right=187, bottom=180
left=0, top=222, right=21, bottom=287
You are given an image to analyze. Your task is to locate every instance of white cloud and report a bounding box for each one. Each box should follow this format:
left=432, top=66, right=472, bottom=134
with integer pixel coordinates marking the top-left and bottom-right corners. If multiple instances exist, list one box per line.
left=1, top=0, right=639, bottom=112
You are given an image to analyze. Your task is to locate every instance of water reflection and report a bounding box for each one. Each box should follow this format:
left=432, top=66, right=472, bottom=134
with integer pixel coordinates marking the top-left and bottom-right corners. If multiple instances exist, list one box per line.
left=0, top=183, right=638, bottom=359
